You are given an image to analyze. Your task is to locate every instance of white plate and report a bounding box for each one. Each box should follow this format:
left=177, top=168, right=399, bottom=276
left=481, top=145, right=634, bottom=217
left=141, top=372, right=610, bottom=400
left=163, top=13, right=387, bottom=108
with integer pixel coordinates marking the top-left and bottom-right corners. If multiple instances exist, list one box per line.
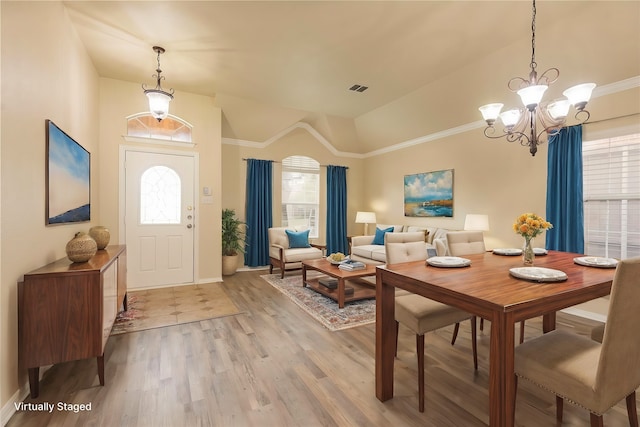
left=493, top=248, right=522, bottom=256
left=427, top=256, right=471, bottom=268
left=533, top=248, right=548, bottom=256
left=574, top=256, right=618, bottom=268
left=509, top=267, right=568, bottom=282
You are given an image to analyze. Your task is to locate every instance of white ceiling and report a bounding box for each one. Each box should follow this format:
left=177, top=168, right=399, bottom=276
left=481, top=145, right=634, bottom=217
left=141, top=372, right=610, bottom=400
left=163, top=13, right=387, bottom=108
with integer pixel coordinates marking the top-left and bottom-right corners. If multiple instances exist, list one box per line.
left=63, top=1, right=639, bottom=150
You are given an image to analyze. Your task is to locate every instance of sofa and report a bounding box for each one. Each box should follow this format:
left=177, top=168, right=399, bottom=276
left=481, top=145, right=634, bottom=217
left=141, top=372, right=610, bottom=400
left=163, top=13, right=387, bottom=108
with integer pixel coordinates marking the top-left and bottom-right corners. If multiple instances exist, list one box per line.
left=350, top=224, right=453, bottom=265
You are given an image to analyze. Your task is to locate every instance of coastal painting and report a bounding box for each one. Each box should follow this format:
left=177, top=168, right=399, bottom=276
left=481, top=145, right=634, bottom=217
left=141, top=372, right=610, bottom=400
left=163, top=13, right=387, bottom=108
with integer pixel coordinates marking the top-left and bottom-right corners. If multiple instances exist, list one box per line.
left=46, top=120, right=91, bottom=225
left=404, top=169, right=454, bottom=217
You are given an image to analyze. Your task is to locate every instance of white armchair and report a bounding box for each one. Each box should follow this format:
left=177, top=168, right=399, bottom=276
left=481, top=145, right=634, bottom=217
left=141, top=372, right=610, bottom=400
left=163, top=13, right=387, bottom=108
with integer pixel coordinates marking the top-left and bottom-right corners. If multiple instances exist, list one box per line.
left=268, top=227, right=323, bottom=278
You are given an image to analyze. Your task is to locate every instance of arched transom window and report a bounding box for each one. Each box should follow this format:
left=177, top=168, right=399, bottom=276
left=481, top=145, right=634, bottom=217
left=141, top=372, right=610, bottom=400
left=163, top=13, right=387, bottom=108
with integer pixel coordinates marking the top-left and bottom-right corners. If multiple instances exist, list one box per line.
left=127, top=114, right=192, bottom=143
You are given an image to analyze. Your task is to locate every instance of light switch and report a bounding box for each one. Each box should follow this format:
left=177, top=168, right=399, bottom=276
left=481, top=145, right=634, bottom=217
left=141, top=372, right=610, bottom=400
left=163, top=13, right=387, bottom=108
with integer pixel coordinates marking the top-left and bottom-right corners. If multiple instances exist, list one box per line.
left=203, top=186, right=211, bottom=196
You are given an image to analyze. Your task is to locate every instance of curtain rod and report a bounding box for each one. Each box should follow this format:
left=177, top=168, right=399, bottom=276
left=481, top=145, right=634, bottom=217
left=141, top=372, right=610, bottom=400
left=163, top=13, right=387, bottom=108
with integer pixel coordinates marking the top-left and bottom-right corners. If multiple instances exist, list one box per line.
left=584, top=112, right=640, bottom=126
left=241, top=158, right=348, bottom=169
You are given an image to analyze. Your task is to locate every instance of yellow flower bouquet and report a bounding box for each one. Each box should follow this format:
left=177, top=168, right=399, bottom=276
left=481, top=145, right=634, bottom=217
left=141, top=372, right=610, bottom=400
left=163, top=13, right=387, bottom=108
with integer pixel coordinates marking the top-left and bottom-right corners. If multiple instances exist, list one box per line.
left=513, top=213, right=553, bottom=239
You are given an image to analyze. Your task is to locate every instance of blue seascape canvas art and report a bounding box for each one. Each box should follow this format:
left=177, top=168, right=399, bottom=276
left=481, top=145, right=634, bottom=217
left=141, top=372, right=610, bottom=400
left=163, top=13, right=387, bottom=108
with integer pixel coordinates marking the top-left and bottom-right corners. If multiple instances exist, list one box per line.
left=46, top=120, right=90, bottom=224
left=404, top=169, right=454, bottom=217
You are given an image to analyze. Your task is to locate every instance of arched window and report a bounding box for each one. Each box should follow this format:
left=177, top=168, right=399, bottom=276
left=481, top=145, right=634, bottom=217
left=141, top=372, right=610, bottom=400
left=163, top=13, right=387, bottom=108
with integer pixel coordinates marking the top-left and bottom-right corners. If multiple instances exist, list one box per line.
left=140, top=166, right=181, bottom=224
left=282, top=156, right=320, bottom=238
left=127, top=114, right=192, bottom=143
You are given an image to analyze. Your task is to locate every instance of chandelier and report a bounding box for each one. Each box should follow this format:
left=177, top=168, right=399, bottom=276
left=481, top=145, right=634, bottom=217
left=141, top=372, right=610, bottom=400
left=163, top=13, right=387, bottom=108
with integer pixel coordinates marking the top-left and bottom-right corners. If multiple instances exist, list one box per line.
left=478, top=0, right=595, bottom=156
left=142, top=46, right=174, bottom=122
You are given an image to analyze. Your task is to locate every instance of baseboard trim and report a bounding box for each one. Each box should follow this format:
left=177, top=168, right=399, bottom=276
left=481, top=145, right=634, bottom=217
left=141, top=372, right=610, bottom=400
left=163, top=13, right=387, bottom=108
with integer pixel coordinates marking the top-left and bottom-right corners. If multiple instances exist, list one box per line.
left=560, top=307, right=607, bottom=323
left=1, top=366, right=51, bottom=426
left=237, top=266, right=269, bottom=272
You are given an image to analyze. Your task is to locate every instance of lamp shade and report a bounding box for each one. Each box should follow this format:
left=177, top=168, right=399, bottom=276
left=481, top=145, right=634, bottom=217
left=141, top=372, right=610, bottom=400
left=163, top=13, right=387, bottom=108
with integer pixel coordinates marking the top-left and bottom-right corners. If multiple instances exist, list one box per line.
left=355, top=211, right=377, bottom=224
left=517, top=85, right=548, bottom=110
left=464, top=214, right=490, bottom=231
left=499, top=109, right=521, bottom=128
left=146, top=90, right=173, bottom=121
left=563, top=83, right=596, bottom=108
left=547, top=99, right=571, bottom=120
left=479, top=103, right=504, bottom=123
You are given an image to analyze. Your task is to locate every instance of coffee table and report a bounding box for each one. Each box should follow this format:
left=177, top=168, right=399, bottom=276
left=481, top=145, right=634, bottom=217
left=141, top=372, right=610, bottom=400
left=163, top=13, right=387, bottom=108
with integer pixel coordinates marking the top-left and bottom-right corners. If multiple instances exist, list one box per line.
left=302, top=258, right=377, bottom=308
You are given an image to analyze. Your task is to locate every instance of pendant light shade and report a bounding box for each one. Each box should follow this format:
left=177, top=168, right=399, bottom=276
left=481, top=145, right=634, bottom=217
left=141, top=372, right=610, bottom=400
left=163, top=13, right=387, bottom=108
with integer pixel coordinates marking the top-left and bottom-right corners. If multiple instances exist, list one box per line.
left=145, top=90, right=173, bottom=121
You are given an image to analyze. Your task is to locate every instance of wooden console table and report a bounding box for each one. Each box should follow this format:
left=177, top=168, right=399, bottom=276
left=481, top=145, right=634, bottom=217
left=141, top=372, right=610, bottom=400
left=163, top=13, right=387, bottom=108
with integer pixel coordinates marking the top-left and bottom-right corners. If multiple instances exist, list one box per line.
left=18, top=245, right=127, bottom=398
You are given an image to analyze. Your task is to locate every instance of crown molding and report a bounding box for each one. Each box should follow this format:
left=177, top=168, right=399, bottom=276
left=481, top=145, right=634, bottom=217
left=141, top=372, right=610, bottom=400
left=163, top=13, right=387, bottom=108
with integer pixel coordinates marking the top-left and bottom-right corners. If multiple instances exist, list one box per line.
left=222, top=122, right=365, bottom=158
left=592, top=75, right=640, bottom=98
left=222, top=76, right=639, bottom=159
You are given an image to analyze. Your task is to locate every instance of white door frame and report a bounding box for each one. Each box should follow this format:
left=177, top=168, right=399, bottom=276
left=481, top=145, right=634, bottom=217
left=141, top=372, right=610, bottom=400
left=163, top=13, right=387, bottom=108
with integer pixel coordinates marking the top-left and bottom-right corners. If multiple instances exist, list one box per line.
left=119, top=144, right=200, bottom=288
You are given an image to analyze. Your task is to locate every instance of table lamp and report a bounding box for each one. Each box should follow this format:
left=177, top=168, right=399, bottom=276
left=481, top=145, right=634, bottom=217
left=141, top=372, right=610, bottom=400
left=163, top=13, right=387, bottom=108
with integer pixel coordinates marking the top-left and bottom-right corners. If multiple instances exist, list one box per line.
left=355, top=211, right=377, bottom=235
left=464, top=214, right=490, bottom=231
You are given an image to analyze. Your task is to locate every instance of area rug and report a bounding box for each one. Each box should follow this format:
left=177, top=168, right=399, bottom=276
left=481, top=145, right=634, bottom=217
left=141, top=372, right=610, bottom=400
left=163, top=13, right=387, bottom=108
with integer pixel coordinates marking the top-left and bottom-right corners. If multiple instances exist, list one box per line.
left=111, top=282, right=242, bottom=335
left=261, top=274, right=376, bottom=331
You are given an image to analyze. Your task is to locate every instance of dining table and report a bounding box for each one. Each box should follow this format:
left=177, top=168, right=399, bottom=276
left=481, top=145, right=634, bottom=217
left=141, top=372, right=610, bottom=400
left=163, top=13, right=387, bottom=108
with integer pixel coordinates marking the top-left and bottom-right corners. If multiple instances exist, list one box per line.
left=375, top=250, right=617, bottom=427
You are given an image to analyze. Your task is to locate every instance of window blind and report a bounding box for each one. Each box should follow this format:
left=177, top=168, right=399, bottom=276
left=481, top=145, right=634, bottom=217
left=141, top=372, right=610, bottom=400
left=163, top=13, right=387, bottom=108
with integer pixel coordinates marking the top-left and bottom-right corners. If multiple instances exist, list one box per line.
left=583, top=134, right=640, bottom=258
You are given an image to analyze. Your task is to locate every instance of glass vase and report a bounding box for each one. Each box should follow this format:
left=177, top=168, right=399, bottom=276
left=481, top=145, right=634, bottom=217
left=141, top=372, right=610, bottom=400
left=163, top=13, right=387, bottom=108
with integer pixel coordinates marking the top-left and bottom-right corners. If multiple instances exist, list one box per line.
left=523, top=237, right=535, bottom=266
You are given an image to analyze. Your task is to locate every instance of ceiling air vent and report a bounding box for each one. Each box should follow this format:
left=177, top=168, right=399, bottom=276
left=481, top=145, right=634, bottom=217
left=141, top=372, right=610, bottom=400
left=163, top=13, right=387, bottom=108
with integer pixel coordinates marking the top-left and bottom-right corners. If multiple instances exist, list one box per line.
left=348, top=84, right=368, bottom=93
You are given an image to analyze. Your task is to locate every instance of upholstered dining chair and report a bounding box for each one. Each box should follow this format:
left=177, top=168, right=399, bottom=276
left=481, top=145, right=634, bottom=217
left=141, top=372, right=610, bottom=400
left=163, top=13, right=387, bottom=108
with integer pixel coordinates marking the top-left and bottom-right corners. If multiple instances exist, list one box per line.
left=385, top=232, right=478, bottom=413
left=446, top=231, right=528, bottom=344
left=514, top=257, right=640, bottom=427
left=591, top=323, right=605, bottom=343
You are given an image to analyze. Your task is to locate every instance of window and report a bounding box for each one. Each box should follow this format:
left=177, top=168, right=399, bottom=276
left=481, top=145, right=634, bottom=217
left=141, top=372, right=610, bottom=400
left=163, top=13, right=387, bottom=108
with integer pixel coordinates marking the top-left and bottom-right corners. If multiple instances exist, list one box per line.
left=583, top=134, right=640, bottom=258
left=281, top=156, right=320, bottom=238
left=140, top=166, right=181, bottom=224
left=127, top=114, right=192, bottom=143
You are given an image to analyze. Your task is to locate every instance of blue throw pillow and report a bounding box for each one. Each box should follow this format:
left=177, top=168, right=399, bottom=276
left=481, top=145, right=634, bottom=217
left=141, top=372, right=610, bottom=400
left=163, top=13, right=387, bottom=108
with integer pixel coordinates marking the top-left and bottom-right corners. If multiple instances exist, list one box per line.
left=285, top=229, right=311, bottom=248
left=372, top=226, right=394, bottom=245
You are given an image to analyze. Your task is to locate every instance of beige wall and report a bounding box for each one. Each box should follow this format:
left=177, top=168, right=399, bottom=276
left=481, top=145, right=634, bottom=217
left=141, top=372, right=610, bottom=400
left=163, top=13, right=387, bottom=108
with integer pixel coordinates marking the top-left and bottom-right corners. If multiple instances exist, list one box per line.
left=1, top=1, right=100, bottom=410
left=363, top=127, right=549, bottom=250
left=98, top=78, right=222, bottom=282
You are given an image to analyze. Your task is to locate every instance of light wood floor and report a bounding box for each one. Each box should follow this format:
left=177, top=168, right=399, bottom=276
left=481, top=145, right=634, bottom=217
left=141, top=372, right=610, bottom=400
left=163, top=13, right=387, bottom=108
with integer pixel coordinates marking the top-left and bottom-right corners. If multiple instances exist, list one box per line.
left=8, top=270, right=638, bottom=427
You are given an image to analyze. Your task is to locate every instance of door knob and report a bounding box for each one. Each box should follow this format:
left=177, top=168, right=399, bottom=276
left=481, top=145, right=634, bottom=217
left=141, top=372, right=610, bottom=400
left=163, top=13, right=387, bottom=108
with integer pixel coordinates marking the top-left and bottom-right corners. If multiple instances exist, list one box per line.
left=187, top=224, right=193, bottom=229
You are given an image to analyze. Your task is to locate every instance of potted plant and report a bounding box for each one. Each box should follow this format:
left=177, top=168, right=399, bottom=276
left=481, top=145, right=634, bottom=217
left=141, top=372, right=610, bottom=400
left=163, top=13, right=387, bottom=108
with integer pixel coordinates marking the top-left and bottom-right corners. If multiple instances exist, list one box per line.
left=221, top=208, right=246, bottom=275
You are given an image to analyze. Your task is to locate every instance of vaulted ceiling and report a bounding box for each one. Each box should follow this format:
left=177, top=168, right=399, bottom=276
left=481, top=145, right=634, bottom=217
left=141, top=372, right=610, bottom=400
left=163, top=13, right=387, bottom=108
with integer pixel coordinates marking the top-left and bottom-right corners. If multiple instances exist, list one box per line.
left=63, top=1, right=640, bottom=153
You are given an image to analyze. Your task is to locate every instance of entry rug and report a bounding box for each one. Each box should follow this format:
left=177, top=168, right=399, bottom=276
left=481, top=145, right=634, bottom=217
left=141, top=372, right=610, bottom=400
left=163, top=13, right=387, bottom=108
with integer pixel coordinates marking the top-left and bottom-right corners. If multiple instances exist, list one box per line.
left=260, top=274, right=376, bottom=331
left=111, top=282, right=242, bottom=335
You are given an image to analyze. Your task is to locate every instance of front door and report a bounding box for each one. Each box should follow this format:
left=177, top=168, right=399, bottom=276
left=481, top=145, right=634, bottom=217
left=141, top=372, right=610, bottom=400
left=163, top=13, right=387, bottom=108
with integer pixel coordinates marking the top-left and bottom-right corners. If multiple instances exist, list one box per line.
left=124, top=150, right=195, bottom=289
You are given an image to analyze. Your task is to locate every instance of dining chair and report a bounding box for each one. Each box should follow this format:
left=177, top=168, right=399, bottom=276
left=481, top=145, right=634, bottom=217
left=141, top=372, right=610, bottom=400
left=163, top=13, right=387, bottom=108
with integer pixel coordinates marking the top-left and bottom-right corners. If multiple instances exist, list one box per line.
left=385, top=232, right=478, bottom=413
left=591, top=323, right=605, bottom=343
left=446, top=231, right=527, bottom=344
left=514, top=257, right=640, bottom=427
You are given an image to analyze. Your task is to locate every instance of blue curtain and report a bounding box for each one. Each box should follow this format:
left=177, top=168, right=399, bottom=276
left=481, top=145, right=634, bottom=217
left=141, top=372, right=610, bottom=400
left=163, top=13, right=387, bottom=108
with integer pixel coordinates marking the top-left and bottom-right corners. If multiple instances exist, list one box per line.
left=244, top=159, right=273, bottom=266
left=326, top=165, right=348, bottom=255
left=546, top=125, right=584, bottom=253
